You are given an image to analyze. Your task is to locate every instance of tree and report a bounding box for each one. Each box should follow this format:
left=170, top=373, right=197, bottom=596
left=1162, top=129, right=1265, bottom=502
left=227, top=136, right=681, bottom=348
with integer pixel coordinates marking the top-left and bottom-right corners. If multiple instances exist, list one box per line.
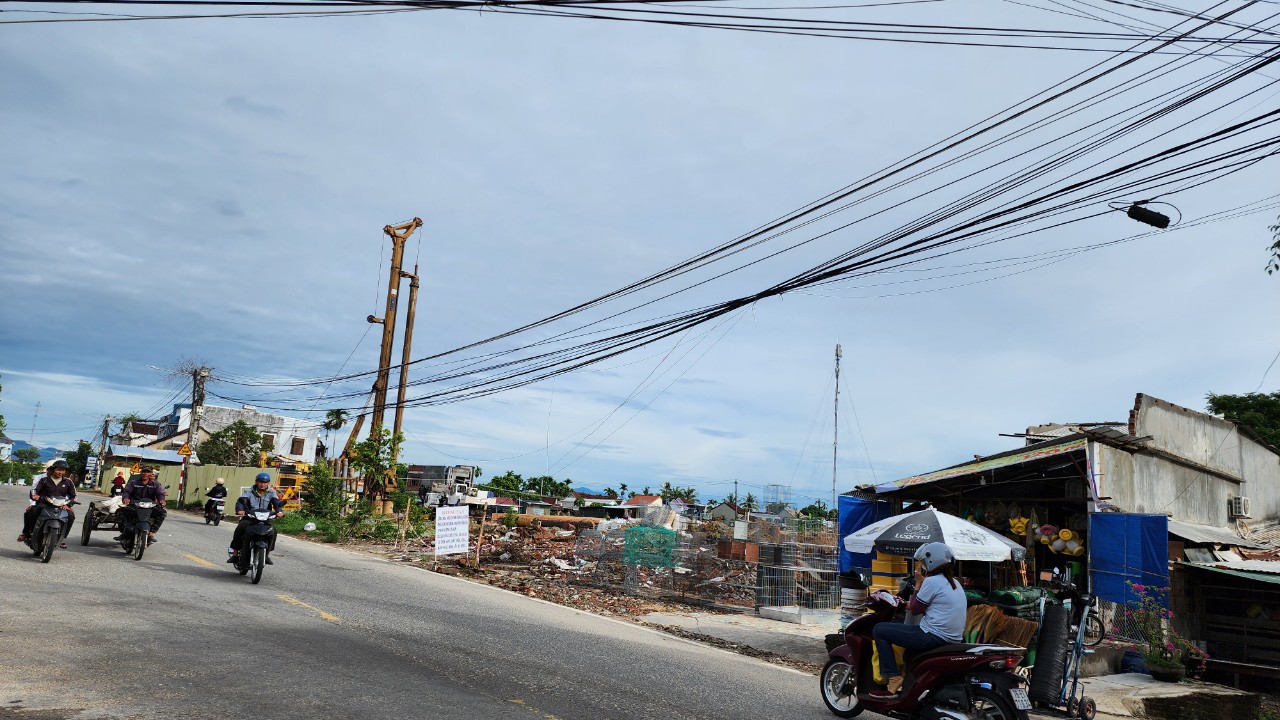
left=741, top=493, right=758, bottom=513
left=321, top=409, right=349, bottom=458
left=642, top=486, right=652, bottom=496
left=62, top=440, right=95, bottom=479
left=659, top=481, right=678, bottom=501
left=348, top=427, right=403, bottom=501
left=302, top=457, right=344, bottom=520
left=199, top=420, right=270, bottom=467
left=618, top=482, right=629, bottom=499
left=486, top=471, right=526, bottom=497
left=1206, top=391, right=1280, bottom=447
left=603, top=487, right=618, bottom=498
left=1268, top=217, right=1279, bottom=275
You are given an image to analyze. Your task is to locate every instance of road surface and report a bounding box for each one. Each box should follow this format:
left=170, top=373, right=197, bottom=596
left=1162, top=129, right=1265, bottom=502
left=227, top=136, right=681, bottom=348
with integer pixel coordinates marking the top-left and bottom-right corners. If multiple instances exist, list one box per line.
left=0, top=484, right=836, bottom=720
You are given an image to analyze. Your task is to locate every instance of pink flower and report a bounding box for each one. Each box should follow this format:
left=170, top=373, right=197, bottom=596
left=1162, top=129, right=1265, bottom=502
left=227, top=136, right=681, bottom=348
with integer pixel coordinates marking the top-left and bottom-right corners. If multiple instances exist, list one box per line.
left=1132, top=583, right=1145, bottom=593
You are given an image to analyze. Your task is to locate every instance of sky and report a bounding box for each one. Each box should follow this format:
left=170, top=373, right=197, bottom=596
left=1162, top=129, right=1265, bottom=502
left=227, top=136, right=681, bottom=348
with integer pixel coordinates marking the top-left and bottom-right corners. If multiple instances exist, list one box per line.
left=2, top=0, right=1278, bottom=508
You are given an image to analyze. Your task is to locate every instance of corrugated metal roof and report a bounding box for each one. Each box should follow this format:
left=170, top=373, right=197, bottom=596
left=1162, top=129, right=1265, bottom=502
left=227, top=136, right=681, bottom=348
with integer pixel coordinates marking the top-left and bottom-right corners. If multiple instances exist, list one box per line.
left=1181, top=560, right=1280, bottom=585
left=108, top=444, right=185, bottom=463
left=1168, top=519, right=1269, bottom=548
left=876, top=436, right=1088, bottom=493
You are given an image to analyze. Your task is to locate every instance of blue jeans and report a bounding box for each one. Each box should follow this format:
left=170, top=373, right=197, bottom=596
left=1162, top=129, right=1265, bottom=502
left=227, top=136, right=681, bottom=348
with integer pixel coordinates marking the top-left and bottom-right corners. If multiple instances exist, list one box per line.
left=872, top=622, right=948, bottom=679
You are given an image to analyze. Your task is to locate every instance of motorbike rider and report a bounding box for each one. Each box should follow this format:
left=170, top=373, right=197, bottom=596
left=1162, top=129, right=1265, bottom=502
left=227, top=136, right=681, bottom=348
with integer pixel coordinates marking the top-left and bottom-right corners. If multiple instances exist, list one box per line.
left=118, top=466, right=168, bottom=543
left=110, top=471, right=126, bottom=496
left=17, top=459, right=77, bottom=547
left=870, top=542, right=967, bottom=697
left=227, top=472, right=284, bottom=564
left=204, top=477, right=228, bottom=515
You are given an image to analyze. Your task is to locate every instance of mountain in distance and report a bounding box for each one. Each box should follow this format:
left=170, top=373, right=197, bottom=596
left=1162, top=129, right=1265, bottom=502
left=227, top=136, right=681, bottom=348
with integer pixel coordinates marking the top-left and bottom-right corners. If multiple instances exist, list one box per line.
left=572, top=486, right=603, bottom=496
left=10, top=440, right=61, bottom=463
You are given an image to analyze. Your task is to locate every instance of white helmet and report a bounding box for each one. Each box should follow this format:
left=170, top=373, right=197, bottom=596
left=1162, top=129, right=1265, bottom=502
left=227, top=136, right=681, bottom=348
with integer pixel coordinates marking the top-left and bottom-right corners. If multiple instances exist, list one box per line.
left=914, top=542, right=955, bottom=573
left=215, top=478, right=225, bottom=485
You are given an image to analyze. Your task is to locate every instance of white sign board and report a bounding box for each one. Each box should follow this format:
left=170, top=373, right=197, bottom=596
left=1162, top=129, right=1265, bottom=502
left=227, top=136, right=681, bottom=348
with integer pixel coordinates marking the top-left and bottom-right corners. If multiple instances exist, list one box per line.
left=733, top=520, right=750, bottom=540
left=434, top=506, right=470, bottom=556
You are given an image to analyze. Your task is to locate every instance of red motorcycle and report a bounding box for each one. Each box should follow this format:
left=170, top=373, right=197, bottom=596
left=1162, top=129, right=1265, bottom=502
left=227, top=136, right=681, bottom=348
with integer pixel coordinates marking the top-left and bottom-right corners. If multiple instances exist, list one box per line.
left=821, top=591, right=1032, bottom=720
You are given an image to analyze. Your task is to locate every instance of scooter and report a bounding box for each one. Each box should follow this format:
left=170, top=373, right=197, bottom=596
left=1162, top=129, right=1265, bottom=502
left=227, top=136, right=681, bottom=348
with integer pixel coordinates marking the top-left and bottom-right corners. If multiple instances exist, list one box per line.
left=821, top=590, right=1031, bottom=720
left=118, top=500, right=157, bottom=561
left=26, top=497, right=75, bottom=564
left=233, top=510, right=276, bottom=585
left=204, top=499, right=225, bottom=526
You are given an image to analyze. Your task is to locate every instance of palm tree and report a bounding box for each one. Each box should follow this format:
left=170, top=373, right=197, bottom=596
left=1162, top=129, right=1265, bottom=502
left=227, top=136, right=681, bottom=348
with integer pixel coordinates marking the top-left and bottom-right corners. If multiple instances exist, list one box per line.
left=618, top=483, right=629, bottom=499
left=322, top=409, right=349, bottom=457
left=741, top=493, right=758, bottom=513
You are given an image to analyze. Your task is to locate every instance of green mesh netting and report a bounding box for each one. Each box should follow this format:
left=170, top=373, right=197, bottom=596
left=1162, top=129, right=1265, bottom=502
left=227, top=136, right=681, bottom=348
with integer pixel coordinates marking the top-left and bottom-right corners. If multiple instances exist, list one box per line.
left=623, top=526, right=677, bottom=568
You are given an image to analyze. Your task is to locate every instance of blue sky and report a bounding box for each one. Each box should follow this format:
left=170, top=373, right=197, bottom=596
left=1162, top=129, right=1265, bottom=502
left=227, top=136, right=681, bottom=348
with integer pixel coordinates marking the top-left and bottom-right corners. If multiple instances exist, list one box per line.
left=2, top=0, right=1278, bottom=507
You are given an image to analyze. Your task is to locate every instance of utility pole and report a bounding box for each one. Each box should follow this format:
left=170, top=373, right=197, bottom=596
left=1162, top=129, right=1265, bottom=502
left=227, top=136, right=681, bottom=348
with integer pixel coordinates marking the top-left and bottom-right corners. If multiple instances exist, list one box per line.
left=97, top=415, right=112, bottom=488
left=28, top=401, right=40, bottom=444
left=391, top=264, right=420, bottom=469
left=368, top=218, right=423, bottom=437
left=832, top=343, right=841, bottom=513
left=733, top=479, right=739, bottom=505
left=179, top=366, right=209, bottom=507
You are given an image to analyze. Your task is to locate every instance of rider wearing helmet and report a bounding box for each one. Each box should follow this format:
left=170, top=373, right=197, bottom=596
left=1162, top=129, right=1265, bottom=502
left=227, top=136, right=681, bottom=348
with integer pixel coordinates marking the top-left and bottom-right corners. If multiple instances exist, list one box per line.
left=870, top=542, right=966, bottom=697
left=17, top=459, right=77, bottom=546
left=204, top=477, right=228, bottom=515
left=119, top=465, right=168, bottom=543
left=227, top=472, right=284, bottom=564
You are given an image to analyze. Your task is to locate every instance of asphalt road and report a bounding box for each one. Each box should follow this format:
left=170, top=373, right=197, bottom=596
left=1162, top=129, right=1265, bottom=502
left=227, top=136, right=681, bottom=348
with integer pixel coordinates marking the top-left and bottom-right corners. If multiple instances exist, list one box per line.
left=0, top=484, right=835, bottom=720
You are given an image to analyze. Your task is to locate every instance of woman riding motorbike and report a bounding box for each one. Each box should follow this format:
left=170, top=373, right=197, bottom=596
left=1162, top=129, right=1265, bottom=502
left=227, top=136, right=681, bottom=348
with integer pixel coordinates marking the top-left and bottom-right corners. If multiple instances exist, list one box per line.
left=870, top=542, right=966, bottom=697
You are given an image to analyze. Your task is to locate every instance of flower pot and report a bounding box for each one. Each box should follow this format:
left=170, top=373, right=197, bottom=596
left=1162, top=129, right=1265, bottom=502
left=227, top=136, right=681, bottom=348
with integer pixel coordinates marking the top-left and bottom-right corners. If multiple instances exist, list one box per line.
left=1148, top=665, right=1185, bottom=683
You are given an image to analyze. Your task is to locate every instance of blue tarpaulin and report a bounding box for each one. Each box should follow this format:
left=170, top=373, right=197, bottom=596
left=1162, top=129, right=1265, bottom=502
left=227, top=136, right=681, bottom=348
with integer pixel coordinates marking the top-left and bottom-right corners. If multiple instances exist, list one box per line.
left=1089, top=513, right=1169, bottom=606
left=839, top=495, right=891, bottom=574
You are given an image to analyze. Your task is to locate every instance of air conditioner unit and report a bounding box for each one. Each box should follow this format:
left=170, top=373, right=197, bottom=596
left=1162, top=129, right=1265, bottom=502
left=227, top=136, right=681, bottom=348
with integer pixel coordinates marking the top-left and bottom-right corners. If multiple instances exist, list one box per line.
left=1228, top=496, right=1251, bottom=519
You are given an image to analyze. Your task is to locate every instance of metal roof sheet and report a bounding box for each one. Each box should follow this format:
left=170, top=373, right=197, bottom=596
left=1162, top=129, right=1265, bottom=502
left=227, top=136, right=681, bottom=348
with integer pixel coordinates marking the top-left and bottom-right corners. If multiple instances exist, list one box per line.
left=1168, top=519, right=1269, bottom=548
left=876, top=436, right=1088, bottom=493
left=1181, top=560, right=1280, bottom=585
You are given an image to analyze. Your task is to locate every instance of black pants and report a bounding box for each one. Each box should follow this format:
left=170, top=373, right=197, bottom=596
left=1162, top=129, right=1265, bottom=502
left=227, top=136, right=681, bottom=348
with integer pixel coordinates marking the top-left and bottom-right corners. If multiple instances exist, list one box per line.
left=204, top=498, right=225, bottom=514
left=230, top=517, right=277, bottom=555
left=121, top=504, right=167, bottom=534
left=22, top=505, right=76, bottom=540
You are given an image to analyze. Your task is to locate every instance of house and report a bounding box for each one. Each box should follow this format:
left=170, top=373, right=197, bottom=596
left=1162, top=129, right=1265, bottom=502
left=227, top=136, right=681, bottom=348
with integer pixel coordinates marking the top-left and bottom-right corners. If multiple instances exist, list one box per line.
left=150, top=403, right=323, bottom=464
left=619, top=494, right=663, bottom=508
left=708, top=501, right=744, bottom=523
left=100, top=444, right=186, bottom=497
left=114, top=421, right=162, bottom=447
left=521, top=499, right=559, bottom=516
left=0, top=433, right=12, bottom=461
left=558, top=491, right=619, bottom=513
left=860, top=392, right=1280, bottom=678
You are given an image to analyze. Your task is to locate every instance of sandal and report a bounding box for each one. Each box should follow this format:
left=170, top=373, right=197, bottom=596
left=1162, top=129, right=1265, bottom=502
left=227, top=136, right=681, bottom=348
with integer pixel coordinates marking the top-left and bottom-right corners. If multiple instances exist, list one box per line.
left=59, top=542, right=68, bottom=549
left=17, top=534, right=27, bottom=543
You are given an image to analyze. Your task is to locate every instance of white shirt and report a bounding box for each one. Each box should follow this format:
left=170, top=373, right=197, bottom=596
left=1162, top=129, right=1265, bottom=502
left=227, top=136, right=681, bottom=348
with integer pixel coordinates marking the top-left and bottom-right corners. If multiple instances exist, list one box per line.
left=916, top=574, right=967, bottom=642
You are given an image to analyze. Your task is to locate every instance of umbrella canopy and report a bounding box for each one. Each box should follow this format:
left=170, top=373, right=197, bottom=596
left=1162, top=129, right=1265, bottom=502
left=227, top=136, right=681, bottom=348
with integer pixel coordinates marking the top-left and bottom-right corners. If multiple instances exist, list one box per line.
left=842, top=508, right=1026, bottom=562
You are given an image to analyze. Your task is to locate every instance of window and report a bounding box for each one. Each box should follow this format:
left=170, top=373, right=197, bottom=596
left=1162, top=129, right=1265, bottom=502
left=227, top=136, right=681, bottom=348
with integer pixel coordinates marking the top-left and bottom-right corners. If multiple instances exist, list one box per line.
left=261, top=433, right=276, bottom=450
left=290, top=437, right=305, bottom=456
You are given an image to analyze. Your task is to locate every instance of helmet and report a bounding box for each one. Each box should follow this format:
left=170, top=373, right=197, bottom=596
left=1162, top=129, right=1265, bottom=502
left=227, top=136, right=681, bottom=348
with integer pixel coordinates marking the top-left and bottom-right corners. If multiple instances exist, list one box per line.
left=254, top=472, right=271, bottom=483
left=50, top=459, right=70, bottom=470
left=215, top=478, right=225, bottom=485
left=914, top=542, right=955, bottom=573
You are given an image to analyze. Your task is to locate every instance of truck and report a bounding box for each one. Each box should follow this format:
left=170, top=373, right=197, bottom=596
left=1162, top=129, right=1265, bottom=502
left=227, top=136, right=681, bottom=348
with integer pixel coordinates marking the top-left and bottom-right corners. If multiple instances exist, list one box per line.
left=418, top=465, right=484, bottom=507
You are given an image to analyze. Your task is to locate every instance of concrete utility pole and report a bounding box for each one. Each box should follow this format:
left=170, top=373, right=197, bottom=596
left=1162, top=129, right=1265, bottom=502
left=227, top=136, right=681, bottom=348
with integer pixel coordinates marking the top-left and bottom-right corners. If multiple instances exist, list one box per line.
left=28, top=401, right=39, bottom=444
left=97, top=415, right=112, bottom=487
left=391, top=264, right=420, bottom=468
left=179, top=367, right=209, bottom=507
left=368, top=218, right=423, bottom=437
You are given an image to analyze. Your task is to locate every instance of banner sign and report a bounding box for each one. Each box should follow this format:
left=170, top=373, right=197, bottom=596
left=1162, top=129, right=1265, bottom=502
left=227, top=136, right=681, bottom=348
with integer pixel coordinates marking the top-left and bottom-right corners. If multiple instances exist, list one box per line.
left=434, top=506, right=470, bottom=556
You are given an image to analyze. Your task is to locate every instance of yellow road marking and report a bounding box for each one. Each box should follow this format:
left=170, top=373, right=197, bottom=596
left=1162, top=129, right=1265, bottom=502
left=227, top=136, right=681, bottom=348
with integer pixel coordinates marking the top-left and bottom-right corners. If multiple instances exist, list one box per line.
left=183, top=553, right=216, bottom=568
left=277, top=594, right=340, bottom=623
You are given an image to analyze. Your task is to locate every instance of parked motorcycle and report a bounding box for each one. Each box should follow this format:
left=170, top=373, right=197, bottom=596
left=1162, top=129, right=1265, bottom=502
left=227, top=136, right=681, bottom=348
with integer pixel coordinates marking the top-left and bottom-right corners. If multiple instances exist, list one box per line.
left=233, top=509, right=276, bottom=584
left=25, top=497, right=75, bottom=563
left=118, top=500, right=157, bottom=561
left=205, top=499, right=225, bottom=526
left=821, top=590, right=1031, bottom=720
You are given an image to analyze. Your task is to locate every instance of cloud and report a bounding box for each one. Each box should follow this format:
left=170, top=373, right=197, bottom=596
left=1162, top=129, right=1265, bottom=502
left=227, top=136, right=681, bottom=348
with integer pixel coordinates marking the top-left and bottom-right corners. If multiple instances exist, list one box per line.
left=223, top=95, right=285, bottom=118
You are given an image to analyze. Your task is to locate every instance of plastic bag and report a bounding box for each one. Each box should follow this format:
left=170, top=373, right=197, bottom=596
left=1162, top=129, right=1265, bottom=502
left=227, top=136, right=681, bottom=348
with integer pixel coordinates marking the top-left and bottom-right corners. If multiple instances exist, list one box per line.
left=871, top=643, right=908, bottom=685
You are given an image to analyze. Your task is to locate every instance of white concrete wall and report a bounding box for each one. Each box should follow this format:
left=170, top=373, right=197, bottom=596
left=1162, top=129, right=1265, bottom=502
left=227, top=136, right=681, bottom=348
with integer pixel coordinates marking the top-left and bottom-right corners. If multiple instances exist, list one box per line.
left=1098, top=394, right=1280, bottom=525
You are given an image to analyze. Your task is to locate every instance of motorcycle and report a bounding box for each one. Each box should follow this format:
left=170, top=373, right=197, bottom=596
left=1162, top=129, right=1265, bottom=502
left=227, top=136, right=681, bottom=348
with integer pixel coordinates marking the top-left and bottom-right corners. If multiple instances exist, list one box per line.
left=821, top=590, right=1031, bottom=720
left=204, top=498, right=226, bottom=526
left=233, top=509, right=276, bottom=584
left=25, top=497, right=74, bottom=563
left=118, top=500, right=157, bottom=561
